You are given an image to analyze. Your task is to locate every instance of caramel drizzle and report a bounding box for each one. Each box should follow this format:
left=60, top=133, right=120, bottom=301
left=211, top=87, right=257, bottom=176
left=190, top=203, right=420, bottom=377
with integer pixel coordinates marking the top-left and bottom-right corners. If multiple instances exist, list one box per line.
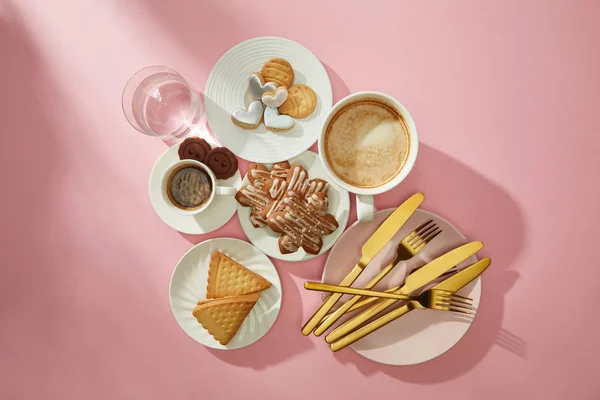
left=265, top=166, right=307, bottom=218
left=271, top=191, right=337, bottom=252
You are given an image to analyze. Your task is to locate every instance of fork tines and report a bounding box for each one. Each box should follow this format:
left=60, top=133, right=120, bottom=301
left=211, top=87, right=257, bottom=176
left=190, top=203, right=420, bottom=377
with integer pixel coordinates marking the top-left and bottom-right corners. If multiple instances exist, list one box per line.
left=406, top=220, right=442, bottom=248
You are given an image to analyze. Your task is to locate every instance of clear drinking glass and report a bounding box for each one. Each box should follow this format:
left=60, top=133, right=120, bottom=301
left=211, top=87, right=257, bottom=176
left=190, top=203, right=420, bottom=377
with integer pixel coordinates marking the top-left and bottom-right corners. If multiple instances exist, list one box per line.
left=122, top=66, right=205, bottom=140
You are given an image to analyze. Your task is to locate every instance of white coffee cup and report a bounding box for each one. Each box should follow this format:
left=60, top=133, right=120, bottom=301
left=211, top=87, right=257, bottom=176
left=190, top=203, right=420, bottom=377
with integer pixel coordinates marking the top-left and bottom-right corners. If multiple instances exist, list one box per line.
left=318, top=91, right=419, bottom=222
left=161, top=159, right=236, bottom=216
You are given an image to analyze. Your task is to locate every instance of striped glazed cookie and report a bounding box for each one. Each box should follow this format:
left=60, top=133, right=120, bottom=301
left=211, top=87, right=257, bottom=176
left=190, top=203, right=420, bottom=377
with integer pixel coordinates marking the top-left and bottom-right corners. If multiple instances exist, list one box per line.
left=261, top=58, right=294, bottom=88
left=279, top=84, right=317, bottom=118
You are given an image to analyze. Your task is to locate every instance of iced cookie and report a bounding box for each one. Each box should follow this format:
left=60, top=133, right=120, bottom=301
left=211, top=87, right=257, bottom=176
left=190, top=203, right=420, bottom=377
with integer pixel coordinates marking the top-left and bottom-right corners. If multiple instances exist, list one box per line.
left=247, top=163, right=270, bottom=186
left=205, top=147, right=238, bottom=179
left=231, top=100, right=263, bottom=130
left=261, top=58, right=294, bottom=88
left=264, top=106, right=295, bottom=132
left=267, top=190, right=339, bottom=255
left=279, top=84, right=317, bottom=118
left=261, top=87, right=288, bottom=108
left=178, top=137, right=212, bottom=163
left=249, top=73, right=277, bottom=99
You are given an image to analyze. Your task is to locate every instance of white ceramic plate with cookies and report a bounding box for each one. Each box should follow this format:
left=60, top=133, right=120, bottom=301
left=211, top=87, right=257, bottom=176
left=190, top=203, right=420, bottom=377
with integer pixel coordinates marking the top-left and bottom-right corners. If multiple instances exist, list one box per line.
left=237, top=151, right=350, bottom=262
left=204, top=36, right=332, bottom=163
left=170, top=238, right=282, bottom=350
left=149, top=134, right=242, bottom=234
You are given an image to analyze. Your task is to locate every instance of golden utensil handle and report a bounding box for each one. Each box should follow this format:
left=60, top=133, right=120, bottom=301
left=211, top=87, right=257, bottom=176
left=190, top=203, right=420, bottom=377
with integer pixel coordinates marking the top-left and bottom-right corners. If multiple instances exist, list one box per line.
left=330, top=304, right=414, bottom=352
left=326, top=296, right=399, bottom=344
left=304, top=282, right=412, bottom=300
left=313, top=263, right=397, bottom=336
left=301, top=265, right=363, bottom=336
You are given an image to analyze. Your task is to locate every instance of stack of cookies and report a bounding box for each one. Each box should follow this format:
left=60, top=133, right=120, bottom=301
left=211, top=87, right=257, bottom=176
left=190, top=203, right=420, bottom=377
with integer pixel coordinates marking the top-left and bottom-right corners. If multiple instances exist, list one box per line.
left=235, top=162, right=339, bottom=255
left=192, top=251, right=271, bottom=345
left=231, top=58, right=318, bottom=132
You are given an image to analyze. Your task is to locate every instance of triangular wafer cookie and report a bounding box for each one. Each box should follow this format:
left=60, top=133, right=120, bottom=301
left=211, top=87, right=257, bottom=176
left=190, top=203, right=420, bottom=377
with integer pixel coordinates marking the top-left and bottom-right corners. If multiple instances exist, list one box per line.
left=192, top=293, right=259, bottom=345
left=206, top=251, right=271, bottom=298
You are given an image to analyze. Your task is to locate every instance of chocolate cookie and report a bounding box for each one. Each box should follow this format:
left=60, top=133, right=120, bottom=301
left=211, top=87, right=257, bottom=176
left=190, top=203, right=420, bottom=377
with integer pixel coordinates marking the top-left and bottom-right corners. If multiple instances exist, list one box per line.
left=206, top=147, right=238, bottom=180
left=178, top=137, right=212, bottom=163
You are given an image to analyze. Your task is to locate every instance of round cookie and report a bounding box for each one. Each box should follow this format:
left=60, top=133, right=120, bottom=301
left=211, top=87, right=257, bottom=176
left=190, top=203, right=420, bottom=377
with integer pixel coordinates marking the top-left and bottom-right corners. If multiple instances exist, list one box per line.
left=261, top=58, right=294, bottom=88
left=279, top=84, right=317, bottom=118
left=178, top=137, right=212, bottom=163
left=205, top=147, right=238, bottom=180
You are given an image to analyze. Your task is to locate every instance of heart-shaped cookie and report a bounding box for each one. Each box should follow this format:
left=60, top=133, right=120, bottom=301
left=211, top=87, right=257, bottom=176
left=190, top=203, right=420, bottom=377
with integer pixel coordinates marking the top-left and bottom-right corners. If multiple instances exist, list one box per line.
left=261, top=87, right=288, bottom=108
left=249, top=73, right=277, bottom=99
left=231, top=100, right=263, bottom=130
left=264, top=106, right=295, bottom=132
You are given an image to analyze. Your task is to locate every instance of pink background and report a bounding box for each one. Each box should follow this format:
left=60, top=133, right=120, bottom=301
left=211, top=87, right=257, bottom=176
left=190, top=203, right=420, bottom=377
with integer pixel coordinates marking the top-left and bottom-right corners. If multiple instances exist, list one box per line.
left=1, top=0, right=599, bottom=398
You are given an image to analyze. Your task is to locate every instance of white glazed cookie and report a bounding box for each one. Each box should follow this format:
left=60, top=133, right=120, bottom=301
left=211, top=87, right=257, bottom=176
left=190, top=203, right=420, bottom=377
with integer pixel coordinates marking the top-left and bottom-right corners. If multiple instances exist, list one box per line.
left=261, top=87, right=288, bottom=108
left=231, top=100, right=263, bottom=130
left=249, top=73, right=277, bottom=99
left=264, top=106, right=295, bottom=132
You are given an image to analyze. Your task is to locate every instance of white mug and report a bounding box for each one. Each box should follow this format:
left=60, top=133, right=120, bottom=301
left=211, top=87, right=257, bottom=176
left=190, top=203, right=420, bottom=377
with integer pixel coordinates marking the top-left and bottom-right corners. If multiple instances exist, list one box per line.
left=318, top=91, right=419, bottom=222
left=161, top=159, right=236, bottom=216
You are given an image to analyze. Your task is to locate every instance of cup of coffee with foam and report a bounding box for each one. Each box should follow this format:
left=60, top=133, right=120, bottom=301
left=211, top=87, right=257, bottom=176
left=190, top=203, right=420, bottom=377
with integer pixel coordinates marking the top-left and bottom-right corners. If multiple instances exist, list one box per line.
left=318, top=91, right=418, bottom=221
left=161, top=160, right=236, bottom=215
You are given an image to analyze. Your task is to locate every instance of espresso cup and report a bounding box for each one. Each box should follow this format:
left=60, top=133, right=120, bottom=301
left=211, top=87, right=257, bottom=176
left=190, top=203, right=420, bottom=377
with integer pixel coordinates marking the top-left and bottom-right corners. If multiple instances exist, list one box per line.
left=318, top=91, right=419, bottom=222
left=161, top=159, right=236, bottom=216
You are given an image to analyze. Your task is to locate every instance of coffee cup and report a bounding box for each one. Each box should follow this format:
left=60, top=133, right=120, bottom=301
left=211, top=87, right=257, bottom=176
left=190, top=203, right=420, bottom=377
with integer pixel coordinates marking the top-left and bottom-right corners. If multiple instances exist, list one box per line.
left=161, top=159, right=236, bottom=216
left=318, top=91, right=418, bottom=222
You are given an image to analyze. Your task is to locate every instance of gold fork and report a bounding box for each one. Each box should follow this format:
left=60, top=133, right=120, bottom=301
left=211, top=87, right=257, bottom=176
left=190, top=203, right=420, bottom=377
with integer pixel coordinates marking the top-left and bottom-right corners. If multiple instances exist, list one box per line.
left=313, top=220, right=441, bottom=336
left=304, top=282, right=472, bottom=305
left=330, top=295, right=473, bottom=352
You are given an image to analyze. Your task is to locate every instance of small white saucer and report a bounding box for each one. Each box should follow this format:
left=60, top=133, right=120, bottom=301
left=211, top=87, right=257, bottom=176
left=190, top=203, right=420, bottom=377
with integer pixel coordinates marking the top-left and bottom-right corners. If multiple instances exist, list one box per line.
left=149, top=136, right=241, bottom=234
left=237, top=150, right=350, bottom=261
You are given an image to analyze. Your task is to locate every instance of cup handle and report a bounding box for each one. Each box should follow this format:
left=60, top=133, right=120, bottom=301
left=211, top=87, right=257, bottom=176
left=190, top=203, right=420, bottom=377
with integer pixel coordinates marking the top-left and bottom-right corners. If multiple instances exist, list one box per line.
left=356, top=194, right=374, bottom=222
left=215, top=186, right=237, bottom=196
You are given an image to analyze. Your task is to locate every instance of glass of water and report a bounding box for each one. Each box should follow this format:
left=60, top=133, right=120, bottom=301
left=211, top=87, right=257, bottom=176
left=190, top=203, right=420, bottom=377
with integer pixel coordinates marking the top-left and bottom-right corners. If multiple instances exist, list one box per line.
left=122, top=66, right=205, bottom=140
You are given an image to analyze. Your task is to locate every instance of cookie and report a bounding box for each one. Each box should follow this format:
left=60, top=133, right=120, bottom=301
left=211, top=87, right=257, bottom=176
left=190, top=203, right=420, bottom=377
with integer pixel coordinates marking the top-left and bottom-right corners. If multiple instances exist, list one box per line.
left=178, top=137, right=212, bottom=163
left=261, top=58, right=294, bottom=88
left=248, top=73, right=277, bottom=99
left=304, top=178, right=330, bottom=197
left=266, top=190, right=339, bottom=255
left=231, top=100, right=263, bottom=129
left=271, top=161, right=291, bottom=179
left=192, top=293, right=259, bottom=345
left=264, top=106, right=295, bottom=132
left=205, top=147, right=238, bottom=179
left=261, top=87, right=288, bottom=108
left=247, top=163, right=270, bottom=185
left=279, top=84, right=317, bottom=118
left=206, top=251, right=271, bottom=298
left=235, top=184, right=270, bottom=227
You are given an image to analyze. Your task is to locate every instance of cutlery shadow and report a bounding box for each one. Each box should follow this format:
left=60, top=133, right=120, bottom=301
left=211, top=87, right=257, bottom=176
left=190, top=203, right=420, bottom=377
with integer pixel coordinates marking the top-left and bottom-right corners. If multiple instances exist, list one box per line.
left=331, top=144, right=527, bottom=381
left=207, top=271, right=314, bottom=368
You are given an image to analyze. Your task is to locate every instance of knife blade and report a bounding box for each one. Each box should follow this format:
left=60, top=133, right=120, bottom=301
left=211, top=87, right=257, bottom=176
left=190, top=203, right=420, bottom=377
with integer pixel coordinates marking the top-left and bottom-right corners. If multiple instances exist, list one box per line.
left=301, top=192, right=425, bottom=336
left=330, top=257, right=491, bottom=351
left=325, top=241, right=484, bottom=343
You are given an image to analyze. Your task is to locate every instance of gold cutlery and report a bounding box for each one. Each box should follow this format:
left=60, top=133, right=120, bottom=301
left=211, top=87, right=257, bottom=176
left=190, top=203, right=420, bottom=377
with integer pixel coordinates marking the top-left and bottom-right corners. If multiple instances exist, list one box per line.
left=330, top=257, right=491, bottom=352
left=325, top=241, right=484, bottom=344
left=301, top=193, right=425, bottom=336
left=304, top=281, right=472, bottom=304
left=313, top=220, right=441, bottom=335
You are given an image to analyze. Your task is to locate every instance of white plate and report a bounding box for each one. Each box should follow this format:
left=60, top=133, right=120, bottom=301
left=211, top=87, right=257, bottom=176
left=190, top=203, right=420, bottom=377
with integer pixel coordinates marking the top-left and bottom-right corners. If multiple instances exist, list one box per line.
left=237, top=151, right=350, bottom=262
left=204, top=36, right=333, bottom=163
left=149, top=135, right=241, bottom=234
left=322, top=209, right=481, bottom=365
left=169, top=238, right=282, bottom=349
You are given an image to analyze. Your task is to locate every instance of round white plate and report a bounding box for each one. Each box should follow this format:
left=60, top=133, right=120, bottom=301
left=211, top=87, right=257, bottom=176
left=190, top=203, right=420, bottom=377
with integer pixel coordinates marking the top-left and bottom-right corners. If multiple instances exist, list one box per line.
left=204, top=36, right=333, bottom=163
left=237, top=151, right=349, bottom=262
left=322, top=208, right=481, bottom=365
left=149, top=135, right=241, bottom=234
left=170, top=238, right=282, bottom=349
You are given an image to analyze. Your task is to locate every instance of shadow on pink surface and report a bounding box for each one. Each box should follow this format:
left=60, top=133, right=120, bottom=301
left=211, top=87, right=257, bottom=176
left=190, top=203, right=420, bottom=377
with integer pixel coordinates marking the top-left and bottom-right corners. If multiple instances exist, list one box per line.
left=327, top=143, right=527, bottom=381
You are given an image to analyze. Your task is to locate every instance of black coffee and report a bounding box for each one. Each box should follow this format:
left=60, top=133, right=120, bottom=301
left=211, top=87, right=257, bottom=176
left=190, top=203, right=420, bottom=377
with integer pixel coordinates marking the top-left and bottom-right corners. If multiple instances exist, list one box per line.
left=168, top=166, right=212, bottom=209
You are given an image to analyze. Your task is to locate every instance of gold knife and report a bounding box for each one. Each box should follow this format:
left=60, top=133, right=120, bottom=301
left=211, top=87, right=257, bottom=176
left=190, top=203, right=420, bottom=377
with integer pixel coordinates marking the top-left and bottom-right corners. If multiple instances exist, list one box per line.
left=325, top=241, right=483, bottom=343
left=330, top=257, right=491, bottom=351
left=301, top=193, right=425, bottom=336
